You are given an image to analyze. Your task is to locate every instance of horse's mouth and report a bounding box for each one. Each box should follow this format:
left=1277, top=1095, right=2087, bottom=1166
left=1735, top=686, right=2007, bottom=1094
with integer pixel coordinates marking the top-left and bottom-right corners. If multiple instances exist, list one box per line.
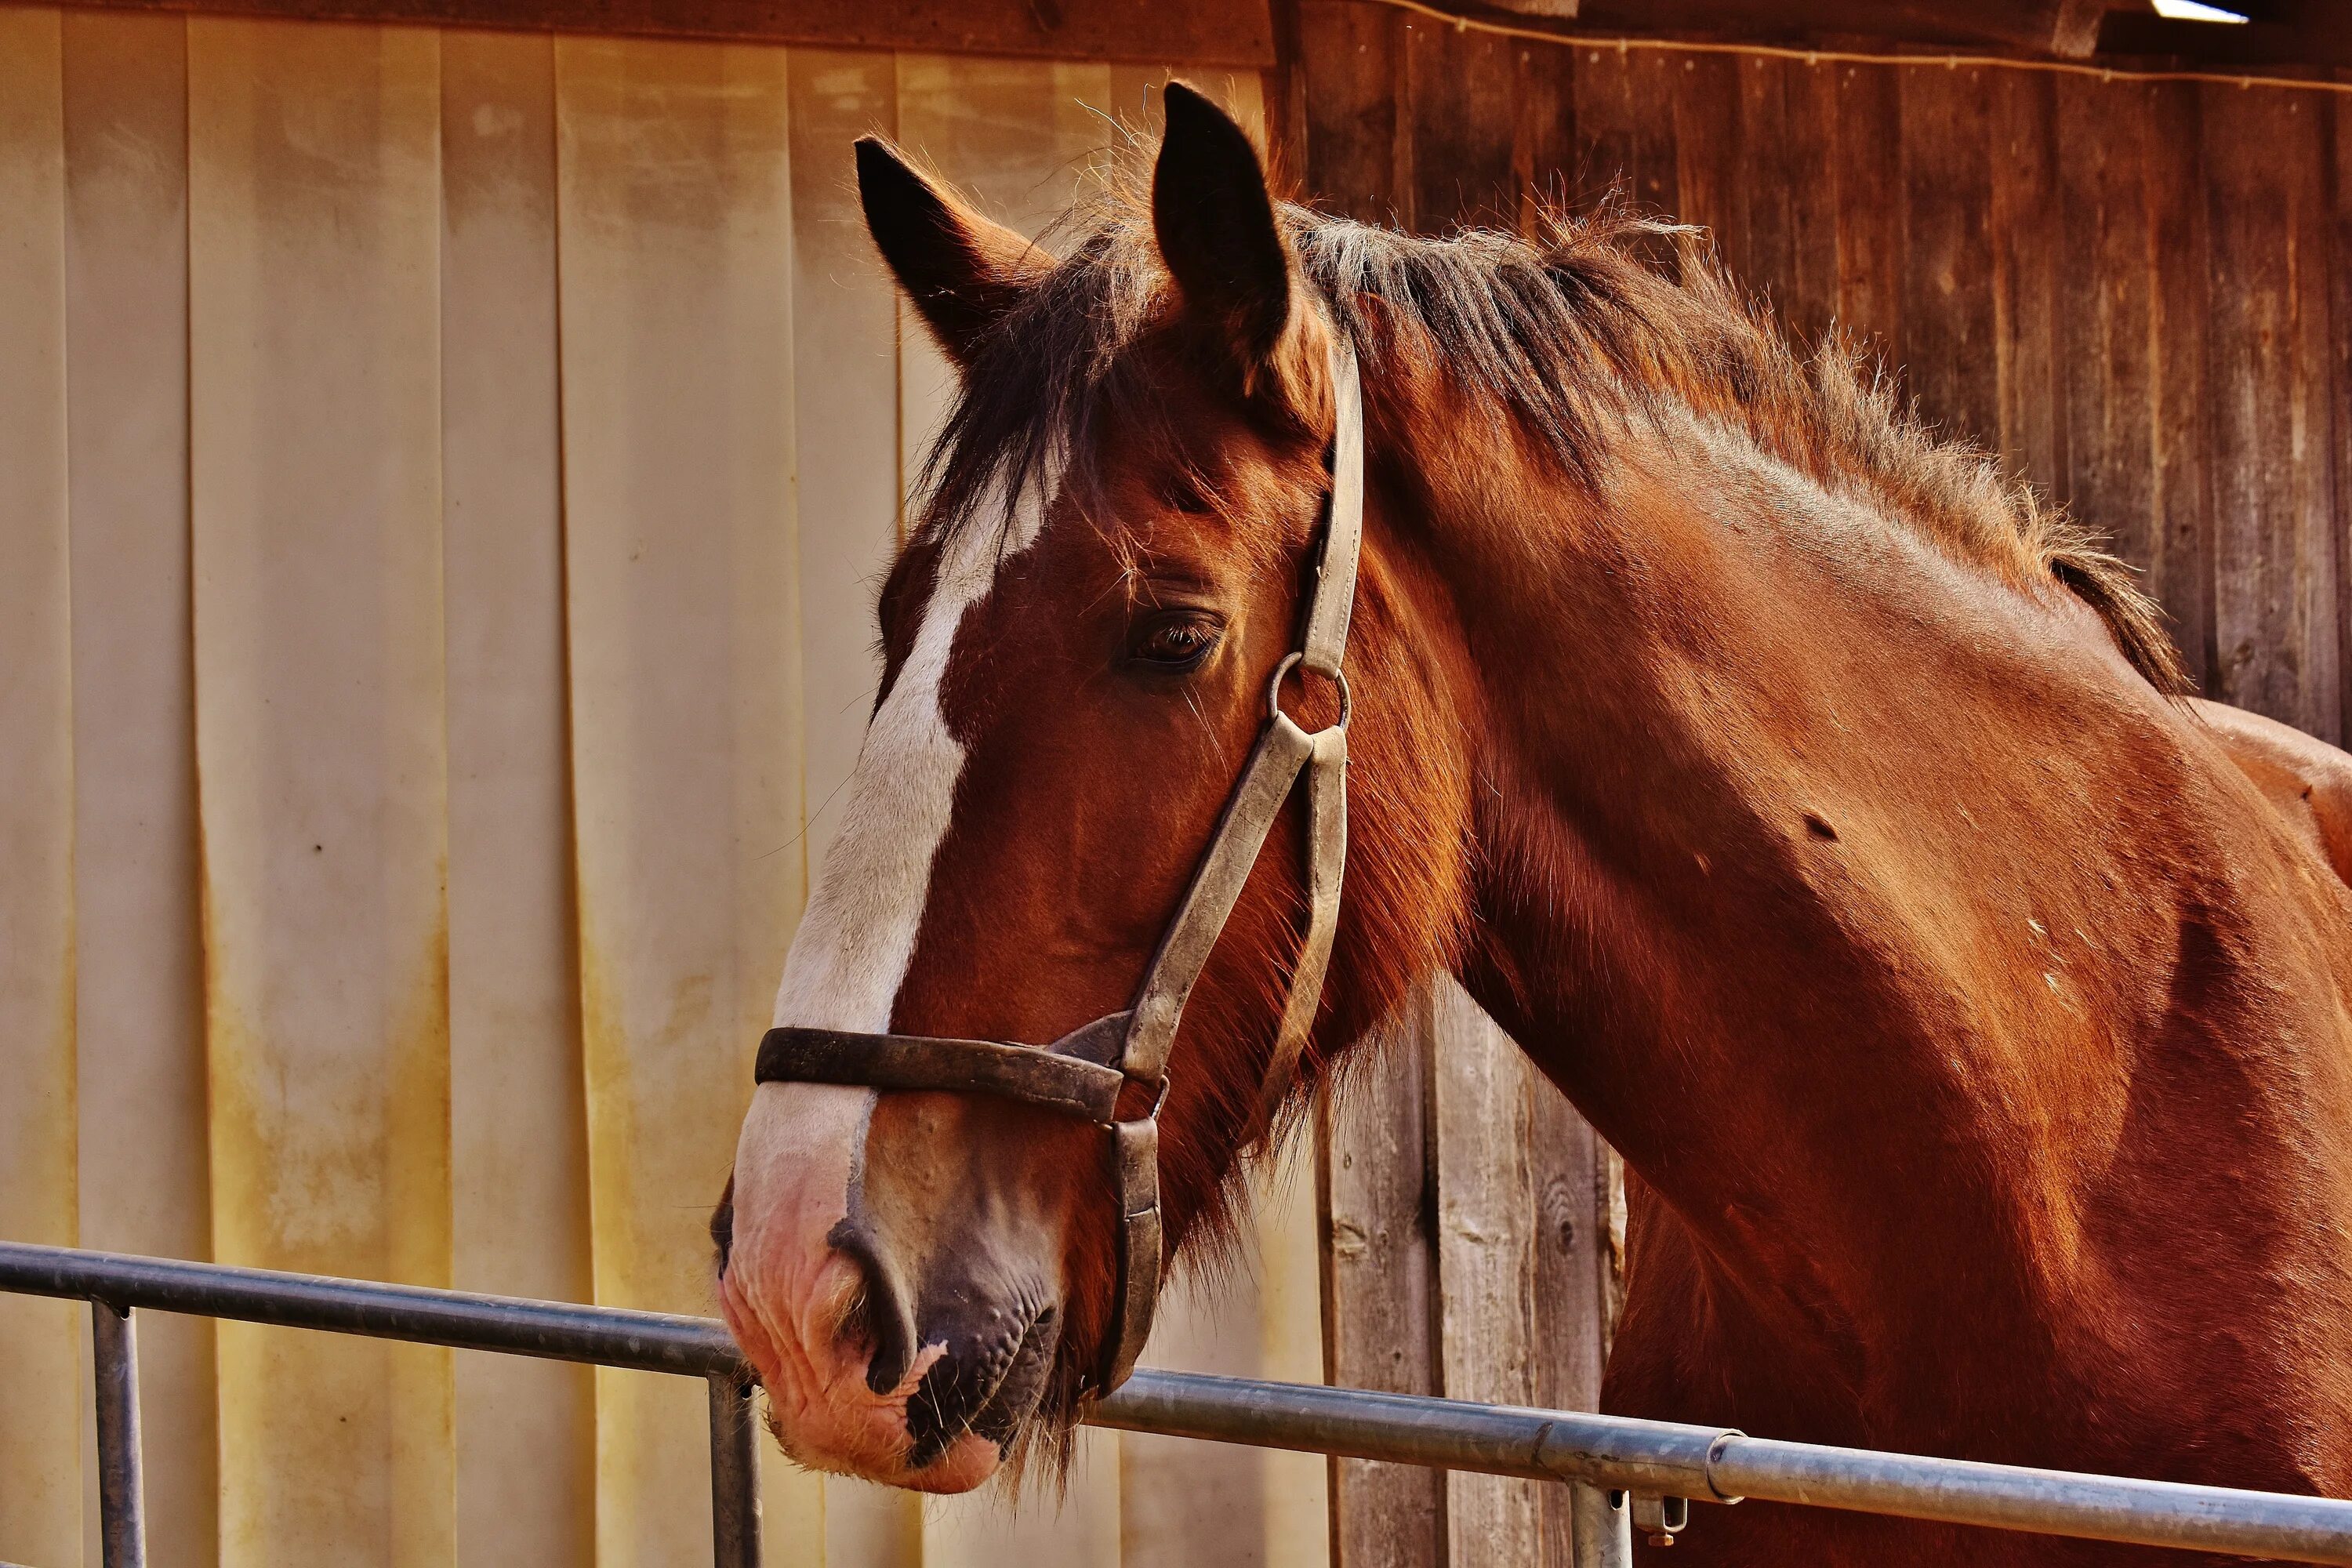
left=906, top=1307, right=1062, bottom=1471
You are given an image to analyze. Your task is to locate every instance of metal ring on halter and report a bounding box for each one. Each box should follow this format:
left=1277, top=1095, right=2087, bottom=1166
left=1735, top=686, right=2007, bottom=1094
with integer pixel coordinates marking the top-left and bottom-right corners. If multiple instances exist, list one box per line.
left=1267, top=651, right=1353, bottom=731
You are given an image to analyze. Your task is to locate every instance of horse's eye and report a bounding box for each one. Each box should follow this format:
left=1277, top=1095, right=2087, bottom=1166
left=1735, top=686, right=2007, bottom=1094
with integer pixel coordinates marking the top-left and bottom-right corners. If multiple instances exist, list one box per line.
left=1162, top=477, right=1216, bottom=515
left=1128, top=613, right=1221, bottom=671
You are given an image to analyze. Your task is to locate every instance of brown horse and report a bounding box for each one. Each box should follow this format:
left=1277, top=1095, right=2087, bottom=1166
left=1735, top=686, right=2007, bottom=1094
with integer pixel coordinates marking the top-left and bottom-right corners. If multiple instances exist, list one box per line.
left=714, top=84, right=2352, bottom=1561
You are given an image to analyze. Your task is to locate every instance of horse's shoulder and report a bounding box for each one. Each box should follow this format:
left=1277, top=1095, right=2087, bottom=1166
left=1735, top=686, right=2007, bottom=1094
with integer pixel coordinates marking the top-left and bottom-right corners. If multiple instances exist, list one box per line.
left=2187, top=697, right=2352, bottom=889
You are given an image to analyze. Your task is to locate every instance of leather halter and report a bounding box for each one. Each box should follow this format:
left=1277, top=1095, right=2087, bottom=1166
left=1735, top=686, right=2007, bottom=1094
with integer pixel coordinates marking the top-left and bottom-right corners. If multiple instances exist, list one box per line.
left=755, top=336, right=1364, bottom=1399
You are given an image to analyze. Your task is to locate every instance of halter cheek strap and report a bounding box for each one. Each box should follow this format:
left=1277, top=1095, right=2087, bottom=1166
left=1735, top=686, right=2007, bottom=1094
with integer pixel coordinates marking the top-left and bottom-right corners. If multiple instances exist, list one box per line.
left=754, top=335, right=1364, bottom=1399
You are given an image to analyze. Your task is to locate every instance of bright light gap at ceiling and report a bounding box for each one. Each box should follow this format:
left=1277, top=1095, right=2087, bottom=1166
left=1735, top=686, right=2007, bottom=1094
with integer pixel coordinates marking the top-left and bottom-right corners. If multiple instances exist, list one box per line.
left=2149, top=0, right=2251, bottom=23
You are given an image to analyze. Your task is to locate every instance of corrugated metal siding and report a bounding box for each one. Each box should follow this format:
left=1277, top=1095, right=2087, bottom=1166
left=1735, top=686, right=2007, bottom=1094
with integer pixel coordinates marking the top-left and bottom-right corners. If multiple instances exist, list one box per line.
left=0, top=14, right=1321, bottom=1563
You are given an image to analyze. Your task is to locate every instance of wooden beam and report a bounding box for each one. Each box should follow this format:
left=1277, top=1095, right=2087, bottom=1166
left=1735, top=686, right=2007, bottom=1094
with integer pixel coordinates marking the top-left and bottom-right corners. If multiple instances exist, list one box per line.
left=53, top=0, right=1276, bottom=67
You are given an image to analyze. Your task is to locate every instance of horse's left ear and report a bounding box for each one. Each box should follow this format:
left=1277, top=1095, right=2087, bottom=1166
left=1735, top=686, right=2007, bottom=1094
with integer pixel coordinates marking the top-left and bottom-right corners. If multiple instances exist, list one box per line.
left=1153, top=82, right=1298, bottom=392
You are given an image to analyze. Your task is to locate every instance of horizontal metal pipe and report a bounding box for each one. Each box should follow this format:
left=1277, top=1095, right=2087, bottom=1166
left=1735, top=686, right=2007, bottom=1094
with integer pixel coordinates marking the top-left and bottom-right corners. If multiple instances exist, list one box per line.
left=0, top=1242, right=744, bottom=1379
left=1094, top=1369, right=1732, bottom=1499
left=8, top=1242, right=2352, bottom=1563
left=1712, top=1436, right=2352, bottom=1564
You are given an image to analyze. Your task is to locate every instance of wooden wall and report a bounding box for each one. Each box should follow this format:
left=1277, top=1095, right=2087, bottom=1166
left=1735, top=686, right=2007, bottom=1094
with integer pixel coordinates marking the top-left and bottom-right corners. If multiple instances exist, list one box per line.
left=1283, top=10, right=2349, bottom=1567
left=1287, top=7, right=2350, bottom=742
left=0, top=18, right=1321, bottom=1566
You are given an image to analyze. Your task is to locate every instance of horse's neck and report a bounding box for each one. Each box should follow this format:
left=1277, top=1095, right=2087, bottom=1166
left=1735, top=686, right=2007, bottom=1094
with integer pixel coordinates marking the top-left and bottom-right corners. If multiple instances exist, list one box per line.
left=1405, top=408, right=2349, bottom=1379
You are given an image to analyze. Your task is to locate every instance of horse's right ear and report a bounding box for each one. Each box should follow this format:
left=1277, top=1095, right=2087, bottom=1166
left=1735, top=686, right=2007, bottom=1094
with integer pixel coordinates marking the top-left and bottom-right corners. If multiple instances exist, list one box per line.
left=856, top=137, right=1043, bottom=366
left=1152, top=82, right=1298, bottom=394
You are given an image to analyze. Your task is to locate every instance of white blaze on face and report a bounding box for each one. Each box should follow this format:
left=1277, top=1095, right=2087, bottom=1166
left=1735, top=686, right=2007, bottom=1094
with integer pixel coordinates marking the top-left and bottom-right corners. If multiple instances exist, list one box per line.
left=774, top=464, right=1058, bottom=1034
left=723, top=467, right=1057, bottom=1479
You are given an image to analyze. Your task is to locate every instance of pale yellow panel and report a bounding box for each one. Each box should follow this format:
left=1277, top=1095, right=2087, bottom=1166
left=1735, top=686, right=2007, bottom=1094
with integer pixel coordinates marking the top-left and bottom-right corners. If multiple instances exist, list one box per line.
left=554, top=34, right=813, bottom=1565
left=892, top=53, right=1126, bottom=1568
left=892, top=56, right=1116, bottom=495
left=789, top=48, right=901, bottom=884
left=783, top=46, right=929, bottom=1567
left=1251, top=1136, right=1330, bottom=1568
left=59, top=14, right=217, bottom=1567
left=1102, top=64, right=1265, bottom=147
left=0, top=10, right=85, bottom=1563
left=441, top=30, right=597, bottom=1568
left=187, top=19, right=452, bottom=1566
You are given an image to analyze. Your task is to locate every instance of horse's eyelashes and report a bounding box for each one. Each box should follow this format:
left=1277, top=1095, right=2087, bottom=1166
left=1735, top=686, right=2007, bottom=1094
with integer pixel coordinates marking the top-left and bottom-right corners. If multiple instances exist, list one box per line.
left=1127, top=612, right=1224, bottom=671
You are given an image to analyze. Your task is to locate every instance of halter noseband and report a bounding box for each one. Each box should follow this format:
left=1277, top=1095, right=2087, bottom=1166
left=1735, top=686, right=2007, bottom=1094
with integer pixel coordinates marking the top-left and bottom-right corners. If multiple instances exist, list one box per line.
left=753, top=336, right=1365, bottom=1399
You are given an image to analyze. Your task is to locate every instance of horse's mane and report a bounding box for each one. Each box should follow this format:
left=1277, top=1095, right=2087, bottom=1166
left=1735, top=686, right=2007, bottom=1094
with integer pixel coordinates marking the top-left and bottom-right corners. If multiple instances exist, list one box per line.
left=916, top=172, right=2190, bottom=696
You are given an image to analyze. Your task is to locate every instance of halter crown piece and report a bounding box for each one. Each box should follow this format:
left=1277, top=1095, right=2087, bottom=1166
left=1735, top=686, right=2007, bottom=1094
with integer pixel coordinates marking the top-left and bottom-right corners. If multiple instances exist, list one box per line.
left=754, top=332, right=1366, bottom=1398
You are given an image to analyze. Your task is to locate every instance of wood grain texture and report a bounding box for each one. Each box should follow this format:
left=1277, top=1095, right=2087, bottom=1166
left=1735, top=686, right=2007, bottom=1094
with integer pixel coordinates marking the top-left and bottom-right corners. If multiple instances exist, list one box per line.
left=1898, top=62, right=1999, bottom=452
left=0, top=12, right=85, bottom=1563
left=2201, top=80, right=2342, bottom=740
left=2145, top=81, right=2216, bottom=692
left=56, top=0, right=1275, bottom=65
left=1299, top=0, right=1403, bottom=227
left=1405, top=15, right=1515, bottom=234
left=1427, top=982, right=1540, bottom=1566
left=1830, top=60, right=1903, bottom=361
left=1988, top=66, right=2063, bottom=495
left=2332, top=80, right=2352, bottom=744
left=58, top=14, right=217, bottom=1566
left=2056, top=75, right=2156, bottom=570
left=1320, top=1027, right=1443, bottom=1568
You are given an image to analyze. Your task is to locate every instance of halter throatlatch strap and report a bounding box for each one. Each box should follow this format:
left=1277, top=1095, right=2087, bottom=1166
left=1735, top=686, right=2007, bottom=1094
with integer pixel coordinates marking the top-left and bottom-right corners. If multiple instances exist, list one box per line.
left=754, top=335, right=1364, bottom=1400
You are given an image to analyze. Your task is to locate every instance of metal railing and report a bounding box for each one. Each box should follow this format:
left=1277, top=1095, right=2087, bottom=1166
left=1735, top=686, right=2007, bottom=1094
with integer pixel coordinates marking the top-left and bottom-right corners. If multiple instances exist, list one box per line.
left=6, top=1241, right=2352, bottom=1566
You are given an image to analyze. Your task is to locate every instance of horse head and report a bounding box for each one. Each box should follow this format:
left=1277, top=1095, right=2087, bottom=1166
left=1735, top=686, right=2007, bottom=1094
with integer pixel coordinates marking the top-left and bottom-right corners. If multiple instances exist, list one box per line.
left=713, top=85, right=1467, bottom=1490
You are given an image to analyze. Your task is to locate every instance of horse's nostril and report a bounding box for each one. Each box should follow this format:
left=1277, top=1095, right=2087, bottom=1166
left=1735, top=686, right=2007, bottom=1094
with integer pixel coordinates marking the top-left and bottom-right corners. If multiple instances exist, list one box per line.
left=826, top=1221, right=916, bottom=1395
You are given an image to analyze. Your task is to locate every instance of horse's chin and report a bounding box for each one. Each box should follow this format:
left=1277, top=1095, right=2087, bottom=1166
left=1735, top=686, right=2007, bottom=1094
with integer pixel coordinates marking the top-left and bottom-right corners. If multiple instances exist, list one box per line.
left=895, top=1432, right=1005, bottom=1493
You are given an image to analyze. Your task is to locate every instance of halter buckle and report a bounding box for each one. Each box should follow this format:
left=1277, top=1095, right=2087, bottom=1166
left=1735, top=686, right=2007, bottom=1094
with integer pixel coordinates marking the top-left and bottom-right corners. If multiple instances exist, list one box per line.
left=1267, top=650, right=1352, bottom=733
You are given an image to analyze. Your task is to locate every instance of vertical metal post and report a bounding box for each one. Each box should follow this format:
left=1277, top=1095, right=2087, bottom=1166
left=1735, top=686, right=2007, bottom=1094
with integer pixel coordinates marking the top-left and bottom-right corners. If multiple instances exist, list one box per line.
left=1570, top=1481, right=1632, bottom=1568
left=707, top=1372, right=762, bottom=1568
left=91, top=1301, right=147, bottom=1568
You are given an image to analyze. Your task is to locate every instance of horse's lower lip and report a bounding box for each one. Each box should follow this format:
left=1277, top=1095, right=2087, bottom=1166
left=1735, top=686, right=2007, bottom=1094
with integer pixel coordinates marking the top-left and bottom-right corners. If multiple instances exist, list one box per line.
left=969, top=1310, right=1057, bottom=1444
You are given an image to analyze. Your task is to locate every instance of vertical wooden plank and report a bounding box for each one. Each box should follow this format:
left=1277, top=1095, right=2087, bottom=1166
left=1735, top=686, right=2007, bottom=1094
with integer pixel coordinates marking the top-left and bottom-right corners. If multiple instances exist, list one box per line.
left=1670, top=53, right=1739, bottom=266
left=895, top=53, right=1128, bottom=1568
left=1406, top=16, right=1515, bottom=234
left=1778, top=59, right=1839, bottom=343
left=1732, top=56, right=1795, bottom=312
left=2056, top=77, right=2158, bottom=575
left=1831, top=62, right=1903, bottom=363
left=2147, top=82, right=2216, bottom=691
left=1427, top=982, right=1539, bottom=1566
left=440, top=31, right=597, bottom=1568
left=1569, top=42, right=1635, bottom=218
left=0, top=12, right=85, bottom=1563
left=1512, top=37, right=1573, bottom=230
left=1320, top=1011, right=1443, bottom=1568
left=1528, top=1076, right=1613, bottom=1568
left=782, top=45, right=924, bottom=1568
left=1988, top=67, right=2065, bottom=498
left=59, top=16, right=216, bottom=1568
left=1899, top=62, right=1999, bottom=452
left=554, top=34, right=811, bottom=1565
left=2332, top=81, right=2352, bottom=742
left=187, top=19, right=452, bottom=1566
left=1298, top=0, right=1403, bottom=226
left=2201, top=82, right=2341, bottom=739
